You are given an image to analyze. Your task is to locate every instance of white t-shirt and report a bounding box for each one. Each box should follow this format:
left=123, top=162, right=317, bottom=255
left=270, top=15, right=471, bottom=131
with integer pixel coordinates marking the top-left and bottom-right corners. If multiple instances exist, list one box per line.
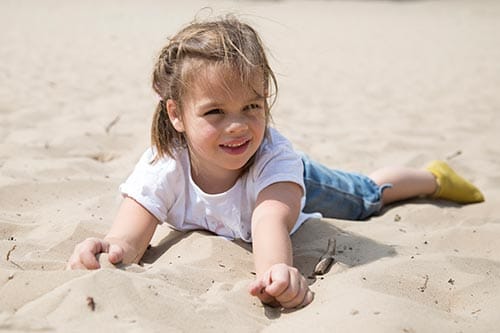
left=120, top=128, right=317, bottom=243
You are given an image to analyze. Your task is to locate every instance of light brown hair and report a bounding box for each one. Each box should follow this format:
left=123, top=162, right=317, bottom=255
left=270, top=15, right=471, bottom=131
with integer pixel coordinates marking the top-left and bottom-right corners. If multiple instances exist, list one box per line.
left=151, top=16, right=278, bottom=161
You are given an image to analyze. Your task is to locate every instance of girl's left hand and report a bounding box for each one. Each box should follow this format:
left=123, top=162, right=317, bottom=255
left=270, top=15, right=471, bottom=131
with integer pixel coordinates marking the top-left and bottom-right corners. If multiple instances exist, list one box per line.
left=248, top=263, right=314, bottom=309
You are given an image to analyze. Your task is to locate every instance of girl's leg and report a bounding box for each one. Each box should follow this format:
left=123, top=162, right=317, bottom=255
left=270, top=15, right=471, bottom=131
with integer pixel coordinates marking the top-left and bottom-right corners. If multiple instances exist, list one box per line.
left=302, top=155, right=389, bottom=220
left=368, top=167, right=436, bottom=205
left=302, top=155, right=483, bottom=221
left=369, top=161, right=484, bottom=206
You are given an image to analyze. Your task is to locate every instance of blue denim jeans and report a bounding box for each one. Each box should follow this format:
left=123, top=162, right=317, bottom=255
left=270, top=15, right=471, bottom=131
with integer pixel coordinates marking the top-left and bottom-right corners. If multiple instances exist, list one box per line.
left=302, top=155, right=391, bottom=220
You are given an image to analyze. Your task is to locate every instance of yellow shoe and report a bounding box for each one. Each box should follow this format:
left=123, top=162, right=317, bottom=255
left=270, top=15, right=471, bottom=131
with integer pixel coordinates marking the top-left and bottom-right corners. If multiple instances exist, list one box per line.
left=426, top=160, right=484, bottom=204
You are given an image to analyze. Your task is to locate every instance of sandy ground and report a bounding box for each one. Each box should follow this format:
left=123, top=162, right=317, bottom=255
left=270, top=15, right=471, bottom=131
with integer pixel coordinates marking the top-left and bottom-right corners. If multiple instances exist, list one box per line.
left=1, top=0, right=500, bottom=332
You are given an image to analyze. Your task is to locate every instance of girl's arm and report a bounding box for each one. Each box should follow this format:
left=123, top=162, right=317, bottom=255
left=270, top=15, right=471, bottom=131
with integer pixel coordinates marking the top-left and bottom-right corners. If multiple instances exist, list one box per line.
left=104, top=196, right=159, bottom=264
left=249, top=182, right=314, bottom=309
left=67, top=196, right=158, bottom=269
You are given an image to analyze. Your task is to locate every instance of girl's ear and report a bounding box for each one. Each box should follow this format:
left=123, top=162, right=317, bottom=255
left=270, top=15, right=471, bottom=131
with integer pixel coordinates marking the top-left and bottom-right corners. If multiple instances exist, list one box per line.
left=166, top=99, right=185, bottom=132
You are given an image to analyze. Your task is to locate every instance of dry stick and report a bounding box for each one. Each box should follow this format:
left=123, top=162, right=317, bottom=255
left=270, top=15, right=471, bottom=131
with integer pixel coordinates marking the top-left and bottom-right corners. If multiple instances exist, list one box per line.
left=5, top=245, right=23, bottom=270
left=105, top=115, right=120, bottom=134
left=419, top=274, right=429, bottom=292
left=87, top=297, right=96, bottom=311
left=6, top=244, right=16, bottom=261
left=446, top=150, right=462, bottom=160
left=313, top=238, right=336, bottom=276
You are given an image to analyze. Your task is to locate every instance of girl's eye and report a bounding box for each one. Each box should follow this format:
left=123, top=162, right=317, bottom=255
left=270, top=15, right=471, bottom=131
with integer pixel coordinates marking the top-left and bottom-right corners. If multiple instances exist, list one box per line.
left=204, top=109, right=222, bottom=116
left=244, top=104, right=262, bottom=111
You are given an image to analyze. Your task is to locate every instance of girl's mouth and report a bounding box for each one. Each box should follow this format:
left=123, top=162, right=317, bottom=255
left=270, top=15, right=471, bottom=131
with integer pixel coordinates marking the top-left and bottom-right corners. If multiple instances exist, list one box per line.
left=219, top=139, right=251, bottom=155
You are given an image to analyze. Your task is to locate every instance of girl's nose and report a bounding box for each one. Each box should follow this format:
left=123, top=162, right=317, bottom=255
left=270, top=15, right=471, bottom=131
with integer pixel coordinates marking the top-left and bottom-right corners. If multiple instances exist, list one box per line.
left=226, top=116, right=248, bottom=133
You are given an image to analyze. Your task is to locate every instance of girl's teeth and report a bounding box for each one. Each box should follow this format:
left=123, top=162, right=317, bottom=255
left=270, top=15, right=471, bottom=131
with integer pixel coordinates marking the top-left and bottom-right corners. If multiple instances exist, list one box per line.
left=225, top=141, right=245, bottom=147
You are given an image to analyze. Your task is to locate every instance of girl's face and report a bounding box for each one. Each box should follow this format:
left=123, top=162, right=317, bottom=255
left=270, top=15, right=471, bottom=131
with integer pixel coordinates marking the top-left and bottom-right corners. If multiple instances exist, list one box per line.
left=166, top=64, right=267, bottom=193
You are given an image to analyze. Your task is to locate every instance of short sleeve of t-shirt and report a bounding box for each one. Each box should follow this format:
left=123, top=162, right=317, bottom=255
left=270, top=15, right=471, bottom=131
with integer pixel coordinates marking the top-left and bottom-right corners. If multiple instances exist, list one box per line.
left=250, top=128, right=305, bottom=197
left=119, top=148, right=181, bottom=223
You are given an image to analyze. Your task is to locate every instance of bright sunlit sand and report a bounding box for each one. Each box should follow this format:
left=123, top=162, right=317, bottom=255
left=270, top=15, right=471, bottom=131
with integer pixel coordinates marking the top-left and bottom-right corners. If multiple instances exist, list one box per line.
left=1, top=0, right=499, bottom=331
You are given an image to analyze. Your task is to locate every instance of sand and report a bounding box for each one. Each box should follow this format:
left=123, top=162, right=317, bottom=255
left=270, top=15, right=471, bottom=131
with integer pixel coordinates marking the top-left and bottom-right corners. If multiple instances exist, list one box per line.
left=1, top=0, right=500, bottom=332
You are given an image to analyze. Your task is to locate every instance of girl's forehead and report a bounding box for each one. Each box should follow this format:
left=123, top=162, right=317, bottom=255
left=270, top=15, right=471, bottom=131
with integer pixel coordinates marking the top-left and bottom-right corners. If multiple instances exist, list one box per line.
left=184, top=62, right=265, bottom=101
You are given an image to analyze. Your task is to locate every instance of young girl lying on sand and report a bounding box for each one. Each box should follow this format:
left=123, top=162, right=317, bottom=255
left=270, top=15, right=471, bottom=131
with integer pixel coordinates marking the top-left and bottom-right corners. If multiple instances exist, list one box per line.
left=68, top=16, right=484, bottom=309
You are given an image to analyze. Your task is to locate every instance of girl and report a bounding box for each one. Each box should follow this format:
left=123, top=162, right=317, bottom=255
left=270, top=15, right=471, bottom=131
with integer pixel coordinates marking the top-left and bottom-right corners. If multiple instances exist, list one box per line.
left=68, top=17, right=484, bottom=309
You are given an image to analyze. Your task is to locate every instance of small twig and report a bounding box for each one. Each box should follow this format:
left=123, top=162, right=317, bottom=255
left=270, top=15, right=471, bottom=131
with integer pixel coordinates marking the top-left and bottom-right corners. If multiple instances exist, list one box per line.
left=6, top=245, right=16, bottom=261
left=446, top=150, right=462, bottom=160
left=313, top=238, right=336, bottom=275
left=87, top=297, right=96, bottom=311
left=5, top=245, right=24, bottom=270
left=105, top=115, right=120, bottom=134
left=419, top=274, right=429, bottom=292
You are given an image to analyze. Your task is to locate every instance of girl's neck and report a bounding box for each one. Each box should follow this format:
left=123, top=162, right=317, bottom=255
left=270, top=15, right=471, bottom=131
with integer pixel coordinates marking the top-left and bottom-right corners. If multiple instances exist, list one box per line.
left=190, top=166, right=242, bottom=194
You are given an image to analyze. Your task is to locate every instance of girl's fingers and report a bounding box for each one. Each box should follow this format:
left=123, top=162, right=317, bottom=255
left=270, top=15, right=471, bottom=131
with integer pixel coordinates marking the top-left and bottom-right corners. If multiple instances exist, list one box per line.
left=249, top=265, right=314, bottom=309
left=300, top=289, right=315, bottom=308
left=279, top=274, right=308, bottom=309
left=67, top=238, right=110, bottom=270
left=265, top=264, right=291, bottom=297
left=108, top=243, right=124, bottom=264
left=248, top=279, right=266, bottom=297
left=79, top=250, right=101, bottom=269
left=249, top=278, right=276, bottom=305
left=274, top=269, right=300, bottom=304
left=66, top=259, right=87, bottom=270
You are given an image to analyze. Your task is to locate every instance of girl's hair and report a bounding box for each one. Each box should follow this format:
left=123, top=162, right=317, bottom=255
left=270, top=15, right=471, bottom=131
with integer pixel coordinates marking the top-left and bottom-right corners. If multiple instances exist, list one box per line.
left=151, top=16, right=278, bottom=160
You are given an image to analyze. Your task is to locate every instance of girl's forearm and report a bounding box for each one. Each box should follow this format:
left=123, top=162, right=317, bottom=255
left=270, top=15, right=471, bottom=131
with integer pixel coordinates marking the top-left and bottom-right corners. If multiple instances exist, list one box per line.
left=252, top=214, right=293, bottom=277
left=251, top=182, right=302, bottom=277
left=104, top=197, right=158, bottom=264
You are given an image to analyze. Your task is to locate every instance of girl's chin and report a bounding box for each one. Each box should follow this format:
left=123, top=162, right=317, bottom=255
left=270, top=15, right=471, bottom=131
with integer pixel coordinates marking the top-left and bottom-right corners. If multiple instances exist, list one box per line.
left=219, top=153, right=256, bottom=173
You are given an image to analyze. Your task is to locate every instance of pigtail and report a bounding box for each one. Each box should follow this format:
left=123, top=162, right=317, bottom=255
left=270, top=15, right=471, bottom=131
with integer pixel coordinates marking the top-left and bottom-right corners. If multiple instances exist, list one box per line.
left=150, top=42, right=186, bottom=163
left=150, top=100, right=175, bottom=162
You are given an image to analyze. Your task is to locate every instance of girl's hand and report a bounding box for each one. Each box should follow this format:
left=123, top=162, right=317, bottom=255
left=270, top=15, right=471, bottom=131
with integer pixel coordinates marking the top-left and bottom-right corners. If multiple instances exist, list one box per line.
left=66, top=237, right=124, bottom=270
left=248, top=263, right=314, bottom=309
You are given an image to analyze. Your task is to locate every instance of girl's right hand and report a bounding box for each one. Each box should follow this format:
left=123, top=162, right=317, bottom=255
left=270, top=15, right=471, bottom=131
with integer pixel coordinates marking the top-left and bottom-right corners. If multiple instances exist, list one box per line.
left=248, top=263, right=314, bottom=309
left=66, top=237, right=124, bottom=270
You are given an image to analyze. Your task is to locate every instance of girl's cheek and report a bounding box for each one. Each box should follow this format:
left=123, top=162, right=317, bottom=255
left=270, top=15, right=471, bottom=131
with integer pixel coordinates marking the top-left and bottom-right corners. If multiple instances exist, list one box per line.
left=190, top=118, right=218, bottom=135
left=253, top=116, right=266, bottom=131
left=196, top=126, right=219, bottom=141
